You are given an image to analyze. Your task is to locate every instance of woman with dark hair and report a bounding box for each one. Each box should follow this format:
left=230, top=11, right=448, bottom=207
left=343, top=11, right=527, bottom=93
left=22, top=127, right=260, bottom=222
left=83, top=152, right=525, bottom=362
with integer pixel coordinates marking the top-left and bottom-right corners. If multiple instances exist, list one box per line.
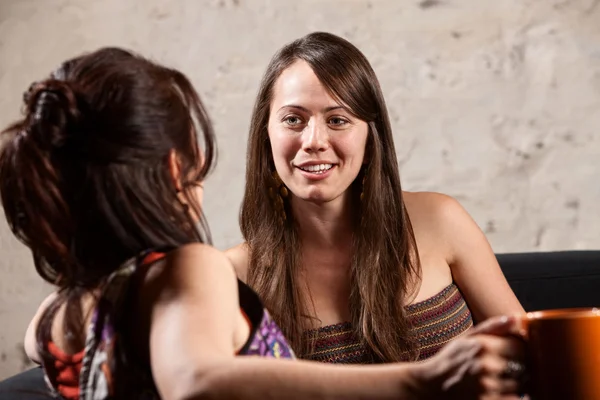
left=1, top=46, right=525, bottom=399
left=230, top=31, right=525, bottom=364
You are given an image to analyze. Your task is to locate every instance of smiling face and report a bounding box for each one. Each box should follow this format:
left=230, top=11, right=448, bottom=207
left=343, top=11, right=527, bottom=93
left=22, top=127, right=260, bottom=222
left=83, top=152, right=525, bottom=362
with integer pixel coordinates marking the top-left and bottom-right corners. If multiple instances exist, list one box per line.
left=267, top=60, right=369, bottom=205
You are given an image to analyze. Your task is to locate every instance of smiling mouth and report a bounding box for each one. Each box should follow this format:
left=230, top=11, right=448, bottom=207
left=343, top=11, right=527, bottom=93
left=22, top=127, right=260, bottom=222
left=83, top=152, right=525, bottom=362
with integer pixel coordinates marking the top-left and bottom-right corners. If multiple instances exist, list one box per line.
left=297, top=164, right=334, bottom=174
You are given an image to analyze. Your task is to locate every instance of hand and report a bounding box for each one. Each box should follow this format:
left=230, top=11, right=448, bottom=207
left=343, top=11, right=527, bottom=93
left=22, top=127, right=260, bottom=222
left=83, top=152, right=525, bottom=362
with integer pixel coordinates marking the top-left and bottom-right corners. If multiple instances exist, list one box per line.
left=414, top=316, right=526, bottom=400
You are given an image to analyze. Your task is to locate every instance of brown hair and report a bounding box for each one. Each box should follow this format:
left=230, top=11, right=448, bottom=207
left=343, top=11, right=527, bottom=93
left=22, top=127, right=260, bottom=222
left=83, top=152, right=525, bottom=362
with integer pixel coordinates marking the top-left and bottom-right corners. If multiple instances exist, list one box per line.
left=0, top=47, right=215, bottom=365
left=240, top=32, right=421, bottom=361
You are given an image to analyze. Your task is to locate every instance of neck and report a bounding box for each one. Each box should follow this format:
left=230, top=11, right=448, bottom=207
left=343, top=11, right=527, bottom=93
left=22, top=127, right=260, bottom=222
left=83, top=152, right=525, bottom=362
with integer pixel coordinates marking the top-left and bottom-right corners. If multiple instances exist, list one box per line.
left=290, top=193, right=355, bottom=250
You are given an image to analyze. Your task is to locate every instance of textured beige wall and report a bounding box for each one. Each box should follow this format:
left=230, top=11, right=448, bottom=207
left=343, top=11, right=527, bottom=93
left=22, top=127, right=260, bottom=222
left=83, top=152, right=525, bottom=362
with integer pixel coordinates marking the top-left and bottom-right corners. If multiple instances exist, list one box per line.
left=1, top=0, right=599, bottom=379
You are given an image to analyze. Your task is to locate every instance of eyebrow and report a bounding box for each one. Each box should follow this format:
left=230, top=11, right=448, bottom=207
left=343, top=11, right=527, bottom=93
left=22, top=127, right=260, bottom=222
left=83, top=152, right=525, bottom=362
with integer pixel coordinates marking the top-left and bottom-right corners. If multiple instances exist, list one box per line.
left=278, top=104, right=347, bottom=113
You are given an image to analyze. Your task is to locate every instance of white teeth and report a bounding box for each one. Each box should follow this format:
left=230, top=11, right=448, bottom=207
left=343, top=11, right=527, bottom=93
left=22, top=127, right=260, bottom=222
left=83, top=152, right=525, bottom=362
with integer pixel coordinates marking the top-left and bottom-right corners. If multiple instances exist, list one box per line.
left=299, top=164, right=333, bottom=174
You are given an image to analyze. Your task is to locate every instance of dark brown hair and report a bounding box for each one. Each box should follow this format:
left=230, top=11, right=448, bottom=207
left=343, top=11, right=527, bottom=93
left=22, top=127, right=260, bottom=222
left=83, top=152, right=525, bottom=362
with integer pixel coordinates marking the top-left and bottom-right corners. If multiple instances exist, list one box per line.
left=240, top=32, right=421, bottom=361
left=0, top=47, right=215, bottom=362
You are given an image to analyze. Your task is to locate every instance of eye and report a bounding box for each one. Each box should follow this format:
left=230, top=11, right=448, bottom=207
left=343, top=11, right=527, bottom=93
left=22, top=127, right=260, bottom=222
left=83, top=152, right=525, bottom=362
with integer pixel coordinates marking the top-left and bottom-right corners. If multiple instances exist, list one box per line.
left=283, top=115, right=303, bottom=126
left=328, top=116, right=349, bottom=126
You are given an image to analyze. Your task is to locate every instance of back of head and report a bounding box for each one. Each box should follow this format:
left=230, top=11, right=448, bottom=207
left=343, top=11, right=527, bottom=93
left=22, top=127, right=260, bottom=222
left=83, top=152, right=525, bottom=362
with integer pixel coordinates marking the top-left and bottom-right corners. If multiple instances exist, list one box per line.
left=0, top=47, right=215, bottom=289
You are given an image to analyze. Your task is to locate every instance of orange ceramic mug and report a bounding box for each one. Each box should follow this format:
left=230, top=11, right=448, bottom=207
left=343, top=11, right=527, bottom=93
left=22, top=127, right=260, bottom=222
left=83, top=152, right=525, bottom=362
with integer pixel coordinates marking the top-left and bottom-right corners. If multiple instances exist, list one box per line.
left=522, top=308, right=600, bottom=400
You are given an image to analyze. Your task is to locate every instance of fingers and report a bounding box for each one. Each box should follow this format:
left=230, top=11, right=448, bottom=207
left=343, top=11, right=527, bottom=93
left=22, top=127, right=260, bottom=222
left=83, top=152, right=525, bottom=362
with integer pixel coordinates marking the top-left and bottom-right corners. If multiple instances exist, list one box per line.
left=471, top=355, right=523, bottom=392
left=470, top=315, right=523, bottom=337
left=480, top=374, right=520, bottom=395
left=471, top=343, right=527, bottom=399
left=463, top=334, right=527, bottom=397
left=429, top=323, right=528, bottom=399
left=480, top=395, right=522, bottom=400
left=476, top=333, right=525, bottom=362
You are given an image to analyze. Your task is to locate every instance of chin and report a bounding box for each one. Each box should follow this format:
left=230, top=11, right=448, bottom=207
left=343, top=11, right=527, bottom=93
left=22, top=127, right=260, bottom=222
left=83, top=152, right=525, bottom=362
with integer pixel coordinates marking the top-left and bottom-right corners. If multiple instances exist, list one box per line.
left=305, top=196, right=330, bottom=205
left=290, top=183, right=349, bottom=205
left=299, top=190, right=339, bottom=205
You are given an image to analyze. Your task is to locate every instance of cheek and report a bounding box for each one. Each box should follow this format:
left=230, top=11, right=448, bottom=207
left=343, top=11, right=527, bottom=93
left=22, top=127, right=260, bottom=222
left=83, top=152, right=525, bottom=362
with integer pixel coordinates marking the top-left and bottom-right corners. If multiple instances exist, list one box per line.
left=339, top=136, right=368, bottom=164
left=268, top=131, right=297, bottom=164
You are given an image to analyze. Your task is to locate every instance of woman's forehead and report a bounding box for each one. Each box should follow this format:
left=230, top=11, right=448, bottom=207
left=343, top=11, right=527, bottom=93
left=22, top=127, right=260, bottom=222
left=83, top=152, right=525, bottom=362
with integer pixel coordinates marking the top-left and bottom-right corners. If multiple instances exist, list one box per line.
left=270, top=60, right=344, bottom=113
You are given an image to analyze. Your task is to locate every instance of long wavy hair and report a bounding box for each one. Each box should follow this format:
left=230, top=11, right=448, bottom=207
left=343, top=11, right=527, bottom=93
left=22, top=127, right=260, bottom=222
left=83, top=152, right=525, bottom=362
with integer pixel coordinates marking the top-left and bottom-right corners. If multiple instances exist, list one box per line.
left=0, top=47, right=215, bottom=386
left=240, top=32, right=421, bottom=361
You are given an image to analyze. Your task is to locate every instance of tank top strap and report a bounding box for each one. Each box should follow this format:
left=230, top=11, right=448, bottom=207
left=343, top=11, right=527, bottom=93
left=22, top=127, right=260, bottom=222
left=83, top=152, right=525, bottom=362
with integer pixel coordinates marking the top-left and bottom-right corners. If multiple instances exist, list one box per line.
left=77, top=250, right=168, bottom=399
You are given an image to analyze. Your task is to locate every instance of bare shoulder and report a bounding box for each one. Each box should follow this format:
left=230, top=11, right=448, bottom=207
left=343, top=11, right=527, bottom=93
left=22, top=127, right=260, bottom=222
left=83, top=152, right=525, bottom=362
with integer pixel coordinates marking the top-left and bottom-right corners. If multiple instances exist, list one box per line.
left=402, top=191, right=479, bottom=258
left=403, top=191, right=468, bottom=227
left=403, top=191, right=489, bottom=264
left=169, top=242, right=229, bottom=262
left=133, top=243, right=240, bottom=352
left=225, top=243, right=249, bottom=283
left=164, top=243, right=237, bottom=281
left=141, top=243, right=238, bottom=295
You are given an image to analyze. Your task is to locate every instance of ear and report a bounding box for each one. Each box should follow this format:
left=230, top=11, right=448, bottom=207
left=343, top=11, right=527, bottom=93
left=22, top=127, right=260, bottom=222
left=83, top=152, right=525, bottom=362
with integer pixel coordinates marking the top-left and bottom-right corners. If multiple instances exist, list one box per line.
left=168, top=150, right=183, bottom=192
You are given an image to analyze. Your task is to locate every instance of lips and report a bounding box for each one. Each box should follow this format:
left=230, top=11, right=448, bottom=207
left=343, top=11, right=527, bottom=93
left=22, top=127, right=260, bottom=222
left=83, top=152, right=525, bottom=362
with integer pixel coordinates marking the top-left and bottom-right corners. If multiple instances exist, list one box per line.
left=297, top=163, right=334, bottom=174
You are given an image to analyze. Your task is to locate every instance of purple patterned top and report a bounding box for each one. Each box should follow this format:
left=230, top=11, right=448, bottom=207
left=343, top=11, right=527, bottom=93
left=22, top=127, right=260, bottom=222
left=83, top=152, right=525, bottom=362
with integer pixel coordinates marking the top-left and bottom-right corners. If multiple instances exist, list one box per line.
left=42, top=250, right=295, bottom=400
left=235, top=278, right=296, bottom=359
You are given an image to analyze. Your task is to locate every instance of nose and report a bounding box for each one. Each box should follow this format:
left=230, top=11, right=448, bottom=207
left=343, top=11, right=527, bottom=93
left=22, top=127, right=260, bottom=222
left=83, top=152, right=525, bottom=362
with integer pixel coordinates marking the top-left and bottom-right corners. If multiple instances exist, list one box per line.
left=302, top=119, right=329, bottom=153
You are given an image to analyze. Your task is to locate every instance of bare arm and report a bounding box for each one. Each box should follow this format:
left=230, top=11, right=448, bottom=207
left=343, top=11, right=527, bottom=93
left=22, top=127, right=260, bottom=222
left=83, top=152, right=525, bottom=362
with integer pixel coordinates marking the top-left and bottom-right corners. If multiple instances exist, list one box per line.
left=140, top=243, right=426, bottom=400
left=141, top=244, right=525, bottom=400
left=436, top=194, right=525, bottom=322
left=225, top=242, right=249, bottom=283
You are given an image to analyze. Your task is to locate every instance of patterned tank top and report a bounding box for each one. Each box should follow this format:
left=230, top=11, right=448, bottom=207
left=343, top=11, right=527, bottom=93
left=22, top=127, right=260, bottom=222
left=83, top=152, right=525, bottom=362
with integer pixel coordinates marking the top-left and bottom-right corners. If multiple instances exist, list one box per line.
left=305, top=283, right=473, bottom=363
left=42, top=250, right=295, bottom=400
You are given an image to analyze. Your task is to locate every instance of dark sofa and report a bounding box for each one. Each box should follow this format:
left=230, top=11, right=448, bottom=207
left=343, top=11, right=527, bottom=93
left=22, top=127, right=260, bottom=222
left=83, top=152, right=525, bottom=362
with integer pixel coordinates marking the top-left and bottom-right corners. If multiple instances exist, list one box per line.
left=1, top=250, right=599, bottom=398
left=497, top=250, right=600, bottom=311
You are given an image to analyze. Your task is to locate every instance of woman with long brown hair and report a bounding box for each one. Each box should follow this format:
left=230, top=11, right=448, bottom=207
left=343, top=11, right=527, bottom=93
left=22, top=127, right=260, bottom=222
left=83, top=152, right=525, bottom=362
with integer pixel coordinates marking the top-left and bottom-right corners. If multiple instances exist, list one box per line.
left=229, top=31, right=525, bottom=363
left=0, top=46, right=526, bottom=399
